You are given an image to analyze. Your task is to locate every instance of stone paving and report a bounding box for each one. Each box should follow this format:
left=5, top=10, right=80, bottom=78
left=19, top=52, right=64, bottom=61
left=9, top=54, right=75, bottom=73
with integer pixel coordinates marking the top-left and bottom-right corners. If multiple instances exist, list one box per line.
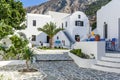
left=0, top=61, right=120, bottom=80
left=0, top=53, right=120, bottom=80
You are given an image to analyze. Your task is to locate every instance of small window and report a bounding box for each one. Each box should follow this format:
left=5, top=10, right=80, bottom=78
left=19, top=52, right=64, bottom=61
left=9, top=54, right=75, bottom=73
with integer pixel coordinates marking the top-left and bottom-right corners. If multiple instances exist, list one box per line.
left=65, top=22, right=67, bottom=27
left=31, top=35, right=36, bottom=41
left=33, top=20, right=36, bottom=26
left=75, top=21, right=84, bottom=26
left=78, top=15, right=81, bottom=19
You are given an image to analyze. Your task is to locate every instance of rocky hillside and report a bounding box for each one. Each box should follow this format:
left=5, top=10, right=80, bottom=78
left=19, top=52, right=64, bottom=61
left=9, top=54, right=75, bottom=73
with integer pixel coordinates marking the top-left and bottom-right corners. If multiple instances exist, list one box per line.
left=26, top=0, right=111, bottom=29
left=27, top=0, right=111, bottom=16
left=27, top=0, right=96, bottom=14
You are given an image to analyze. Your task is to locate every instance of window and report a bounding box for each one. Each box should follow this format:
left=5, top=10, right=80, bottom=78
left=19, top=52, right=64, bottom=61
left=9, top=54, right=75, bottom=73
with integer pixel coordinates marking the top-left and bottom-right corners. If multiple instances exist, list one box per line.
left=78, top=15, right=81, bottom=19
left=65, top=22, right=67, bottom=27
left=31, top=35, right=36, bottom=41
left=33, top=20, right=36, bottom=26
left=75, top=21, right=84, bottom=26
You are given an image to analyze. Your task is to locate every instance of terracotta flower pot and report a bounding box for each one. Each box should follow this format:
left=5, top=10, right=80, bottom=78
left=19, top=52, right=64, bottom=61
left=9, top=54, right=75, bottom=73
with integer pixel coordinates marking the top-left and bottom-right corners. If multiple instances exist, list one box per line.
left=95, top=35, right=100, bottom=41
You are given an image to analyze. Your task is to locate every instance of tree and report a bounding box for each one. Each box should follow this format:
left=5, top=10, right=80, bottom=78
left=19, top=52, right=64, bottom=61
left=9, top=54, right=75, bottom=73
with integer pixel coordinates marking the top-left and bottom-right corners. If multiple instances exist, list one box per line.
left=0, top=0, right=26, bottom=30
left=0, top=0, right=26, bottom=42
left=22, top=47, right=34, bottom=71
left=0, top=0, right=27, bottom=60
left=38, top=22, right=63, bottom=48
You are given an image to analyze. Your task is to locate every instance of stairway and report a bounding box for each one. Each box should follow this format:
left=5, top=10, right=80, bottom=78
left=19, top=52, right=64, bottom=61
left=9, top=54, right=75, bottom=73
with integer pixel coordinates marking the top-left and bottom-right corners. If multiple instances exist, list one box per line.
left=63, top=31, right=74, bottom=43
left=92, top=53, right=120, bottom=73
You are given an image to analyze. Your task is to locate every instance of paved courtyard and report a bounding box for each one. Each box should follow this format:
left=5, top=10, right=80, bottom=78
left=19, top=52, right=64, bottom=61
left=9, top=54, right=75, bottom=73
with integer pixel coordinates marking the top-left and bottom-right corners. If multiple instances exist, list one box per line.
left=0, top=61, right=120, bottom=80
left=0, top=52, right=120, bottom=80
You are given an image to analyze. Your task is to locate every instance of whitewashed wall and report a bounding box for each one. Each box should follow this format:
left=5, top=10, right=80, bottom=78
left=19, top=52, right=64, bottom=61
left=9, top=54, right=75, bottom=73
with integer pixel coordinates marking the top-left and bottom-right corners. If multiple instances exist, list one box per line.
left=73, top=42, right=105, bottom=60
left=48, top=11, right=70, bottom=28
left=97, top=0, right=120, bottom=39
left=0, top=60, right=26, bottom=67
left=62, top=11, right=90, bottom=41
left=20, top=13, right=53, bottom=45
left=70, top=11, right=90, bottom=40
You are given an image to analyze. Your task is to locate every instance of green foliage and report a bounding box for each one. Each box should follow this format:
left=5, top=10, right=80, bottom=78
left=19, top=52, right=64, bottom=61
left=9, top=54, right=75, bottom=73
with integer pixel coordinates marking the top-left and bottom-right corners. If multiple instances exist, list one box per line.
left=0, top=35, right=28, bottom=60
left=0, top=0, right=27, bottom=60
left=70, top=49, right=90, bottom=59
left=0, top=20, right=13, bottom=40
left=38, top=22, right=63, bottom=38
left=85, top=0, right=111, bottom=16
left=39, top=46, right=50, bottom=50
left=10, top=35, right=28, bottom=49
left=22, top=47, right=34, bottom=61
left=91, top=22, right=97, bottom=30
left=0, top=0, right=26, bottom=30
left=21, top=47, right=34, bottom=70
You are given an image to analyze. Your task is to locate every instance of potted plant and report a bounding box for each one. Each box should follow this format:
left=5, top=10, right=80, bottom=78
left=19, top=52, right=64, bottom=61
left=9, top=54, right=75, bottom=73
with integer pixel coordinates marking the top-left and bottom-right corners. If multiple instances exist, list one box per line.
left=95, top=34, right=100, bottom=41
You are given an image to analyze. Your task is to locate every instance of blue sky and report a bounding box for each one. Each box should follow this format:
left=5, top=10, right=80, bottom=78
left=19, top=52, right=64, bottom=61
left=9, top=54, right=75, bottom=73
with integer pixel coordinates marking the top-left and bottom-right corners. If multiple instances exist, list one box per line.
left=20, top=0, right=48, bottom=7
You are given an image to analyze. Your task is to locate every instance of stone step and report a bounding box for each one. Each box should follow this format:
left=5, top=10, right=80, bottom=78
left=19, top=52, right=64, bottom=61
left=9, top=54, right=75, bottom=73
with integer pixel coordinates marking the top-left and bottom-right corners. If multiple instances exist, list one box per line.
left=92, top=64, right=120, bottom=73
left=35, top=53, right=73, bottom=61
left=105, top=53, right=120, bottom=58
left=36, top=60, right=74, bottom=62
left=101, top=56, right=120, bottom=62
left=97, top=60, right=120, bottom=68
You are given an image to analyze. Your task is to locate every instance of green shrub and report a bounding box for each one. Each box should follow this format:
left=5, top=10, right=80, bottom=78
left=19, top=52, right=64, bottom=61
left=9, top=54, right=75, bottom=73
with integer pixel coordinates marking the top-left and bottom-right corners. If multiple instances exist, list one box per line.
left=54, top=46, right=57, bottom=49
left=70, top=49, right=90, bottom=59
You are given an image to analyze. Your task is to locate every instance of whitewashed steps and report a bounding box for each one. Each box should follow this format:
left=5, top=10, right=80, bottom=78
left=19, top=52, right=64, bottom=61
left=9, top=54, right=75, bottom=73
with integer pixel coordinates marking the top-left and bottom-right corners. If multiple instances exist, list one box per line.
left=92, top=53, right=120, bottom=73
left=97, top=60, right=120, bottom=68
left=101, top=56, right=120, bottom=62
left=105, top=53, right=120, bottom=58
left=92, top=64, right=120, bottom=73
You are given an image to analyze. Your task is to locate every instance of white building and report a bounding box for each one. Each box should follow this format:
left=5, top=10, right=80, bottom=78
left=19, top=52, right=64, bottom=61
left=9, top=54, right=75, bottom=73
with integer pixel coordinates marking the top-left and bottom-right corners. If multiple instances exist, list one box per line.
left=21, top=14, right=53, bottom=46
left=20, top=11, right=90, bottom=48
left=97, top=0, right=120, bottom=46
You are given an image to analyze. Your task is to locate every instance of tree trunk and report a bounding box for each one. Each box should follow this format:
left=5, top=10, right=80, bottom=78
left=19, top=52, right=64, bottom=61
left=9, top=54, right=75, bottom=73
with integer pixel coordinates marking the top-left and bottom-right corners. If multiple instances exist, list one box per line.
left=49, top=37, right=54, bottom=48
left=26, top=59, right=29, bottom=71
